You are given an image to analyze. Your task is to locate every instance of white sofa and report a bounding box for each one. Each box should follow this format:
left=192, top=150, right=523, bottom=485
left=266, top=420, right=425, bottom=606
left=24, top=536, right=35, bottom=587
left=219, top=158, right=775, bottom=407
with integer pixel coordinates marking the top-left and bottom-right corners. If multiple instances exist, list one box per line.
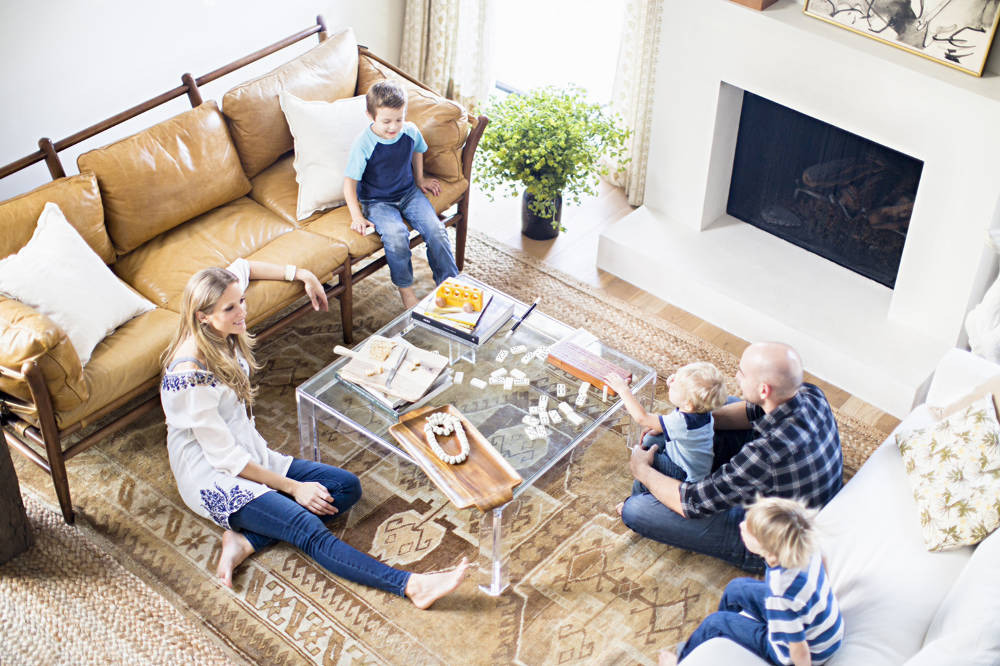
left=682, top=349, right=1000, bottom=666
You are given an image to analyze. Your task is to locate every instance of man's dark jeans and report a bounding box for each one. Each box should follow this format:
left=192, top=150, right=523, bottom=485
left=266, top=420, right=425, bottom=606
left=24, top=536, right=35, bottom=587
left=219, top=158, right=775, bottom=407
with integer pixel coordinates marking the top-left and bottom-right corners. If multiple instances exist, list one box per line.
left=620, top=427, right=765, bottom=574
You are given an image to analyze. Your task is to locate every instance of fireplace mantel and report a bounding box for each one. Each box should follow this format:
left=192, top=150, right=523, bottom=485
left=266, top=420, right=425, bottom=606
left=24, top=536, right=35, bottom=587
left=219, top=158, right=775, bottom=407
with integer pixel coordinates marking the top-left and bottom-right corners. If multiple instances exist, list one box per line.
left=598, top=0, right=1000, bottom=416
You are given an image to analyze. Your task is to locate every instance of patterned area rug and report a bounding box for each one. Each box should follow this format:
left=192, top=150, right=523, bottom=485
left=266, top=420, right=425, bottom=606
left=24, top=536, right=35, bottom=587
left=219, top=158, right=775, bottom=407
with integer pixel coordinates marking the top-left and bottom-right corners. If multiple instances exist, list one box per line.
left=9, top=231, right=891, bottom=665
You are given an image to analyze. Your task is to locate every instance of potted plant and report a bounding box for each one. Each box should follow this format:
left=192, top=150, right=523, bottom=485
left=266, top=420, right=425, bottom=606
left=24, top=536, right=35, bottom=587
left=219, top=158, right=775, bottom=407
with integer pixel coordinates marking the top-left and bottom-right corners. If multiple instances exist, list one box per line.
left=475, top=85, right=631, bottom=240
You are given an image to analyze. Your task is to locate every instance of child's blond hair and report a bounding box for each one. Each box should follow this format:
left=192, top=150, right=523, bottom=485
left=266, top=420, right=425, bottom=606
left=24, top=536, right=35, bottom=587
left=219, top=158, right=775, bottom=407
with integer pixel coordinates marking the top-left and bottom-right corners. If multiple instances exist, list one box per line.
left=366, top=80, right=406, bottom=116
left=673, top=362, right=727, bottom=413
left=745, top=497, right=817, bottom=570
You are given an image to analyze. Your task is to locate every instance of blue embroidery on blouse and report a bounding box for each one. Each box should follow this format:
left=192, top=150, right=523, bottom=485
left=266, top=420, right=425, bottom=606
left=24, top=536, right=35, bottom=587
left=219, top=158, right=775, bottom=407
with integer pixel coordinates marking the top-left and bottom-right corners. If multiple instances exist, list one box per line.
left=199, top=483, right=256, bottom=529
left=161, top=371, right=218, bottom=392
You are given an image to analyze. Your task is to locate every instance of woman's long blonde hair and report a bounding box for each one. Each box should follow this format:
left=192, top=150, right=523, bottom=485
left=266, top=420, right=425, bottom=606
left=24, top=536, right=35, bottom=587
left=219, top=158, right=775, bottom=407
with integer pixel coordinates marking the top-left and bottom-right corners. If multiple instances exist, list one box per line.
left=161, top=267, right=261, bottom=405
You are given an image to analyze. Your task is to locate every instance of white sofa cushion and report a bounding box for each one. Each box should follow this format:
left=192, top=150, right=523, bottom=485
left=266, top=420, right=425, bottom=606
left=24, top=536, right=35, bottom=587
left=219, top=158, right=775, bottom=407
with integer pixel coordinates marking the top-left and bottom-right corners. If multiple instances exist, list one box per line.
left=278, top=91, right=370, bottom=221
left=904, top=527, right=1000, bottom=665
left=0, top=202, right=155, bottom=365
left=817, top=407, right=974, bottom=665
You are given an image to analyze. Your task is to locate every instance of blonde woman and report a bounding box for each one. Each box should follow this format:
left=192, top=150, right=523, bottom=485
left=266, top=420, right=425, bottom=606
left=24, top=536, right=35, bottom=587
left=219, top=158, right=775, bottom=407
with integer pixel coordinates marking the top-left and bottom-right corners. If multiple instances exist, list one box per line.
left=160, top=259, right=467, bottom=608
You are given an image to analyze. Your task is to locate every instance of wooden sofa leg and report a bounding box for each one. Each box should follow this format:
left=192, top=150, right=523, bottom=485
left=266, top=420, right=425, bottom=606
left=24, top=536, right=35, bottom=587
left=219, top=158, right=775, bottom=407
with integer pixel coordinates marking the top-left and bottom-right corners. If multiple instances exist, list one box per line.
left=455, top=204, right=468, bottom=272
left=23, top=361, right=74, bottom=523
left=338, top=262, right=353, bottom=344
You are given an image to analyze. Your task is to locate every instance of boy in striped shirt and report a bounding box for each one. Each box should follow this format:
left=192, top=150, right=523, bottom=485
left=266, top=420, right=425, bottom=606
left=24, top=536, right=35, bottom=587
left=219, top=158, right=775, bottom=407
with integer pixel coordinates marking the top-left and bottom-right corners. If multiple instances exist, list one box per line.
left=661, top=497, right=843, bottom=665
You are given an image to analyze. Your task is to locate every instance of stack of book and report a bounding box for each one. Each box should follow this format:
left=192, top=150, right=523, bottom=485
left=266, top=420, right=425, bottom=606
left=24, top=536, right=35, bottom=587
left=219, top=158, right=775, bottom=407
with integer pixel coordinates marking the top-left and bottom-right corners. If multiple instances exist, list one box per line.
left=411, top=278, right=514, bottom=345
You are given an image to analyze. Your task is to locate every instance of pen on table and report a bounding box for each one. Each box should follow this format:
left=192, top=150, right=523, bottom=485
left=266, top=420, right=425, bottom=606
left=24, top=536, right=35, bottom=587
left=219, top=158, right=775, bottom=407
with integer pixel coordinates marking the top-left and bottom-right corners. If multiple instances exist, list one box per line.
left=506, top=297, right=540, bottom=337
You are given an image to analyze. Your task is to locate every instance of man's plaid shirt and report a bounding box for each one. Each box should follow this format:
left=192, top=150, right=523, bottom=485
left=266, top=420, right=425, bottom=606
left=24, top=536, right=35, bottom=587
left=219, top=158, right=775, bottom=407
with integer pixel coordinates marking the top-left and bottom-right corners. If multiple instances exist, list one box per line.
left=679, top=383, right=843, bottom=519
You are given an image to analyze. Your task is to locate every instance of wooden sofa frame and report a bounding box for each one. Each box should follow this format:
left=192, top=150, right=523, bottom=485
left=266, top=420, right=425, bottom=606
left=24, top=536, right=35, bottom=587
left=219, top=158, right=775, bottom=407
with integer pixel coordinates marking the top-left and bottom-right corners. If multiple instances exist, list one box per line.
left=0, top=16, right=488, bottom=523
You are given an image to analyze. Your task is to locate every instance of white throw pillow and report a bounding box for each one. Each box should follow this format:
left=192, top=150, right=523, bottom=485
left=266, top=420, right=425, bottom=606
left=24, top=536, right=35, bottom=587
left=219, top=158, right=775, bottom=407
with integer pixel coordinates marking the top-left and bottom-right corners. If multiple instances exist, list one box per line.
left=903, top=528, right=1000, bottom=665
left=0, top=202, right=155, bottom=365
left=278, top=91, right=370, bottom=220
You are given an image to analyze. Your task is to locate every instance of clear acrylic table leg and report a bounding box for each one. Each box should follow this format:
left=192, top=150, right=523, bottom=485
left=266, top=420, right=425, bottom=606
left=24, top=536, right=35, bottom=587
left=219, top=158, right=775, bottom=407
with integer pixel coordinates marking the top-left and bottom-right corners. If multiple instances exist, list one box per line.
left=296, top=392, right=320, bottom=461
left=478, top=504, right=509, bottom=596
left=627, top=374, right=657, bottom=449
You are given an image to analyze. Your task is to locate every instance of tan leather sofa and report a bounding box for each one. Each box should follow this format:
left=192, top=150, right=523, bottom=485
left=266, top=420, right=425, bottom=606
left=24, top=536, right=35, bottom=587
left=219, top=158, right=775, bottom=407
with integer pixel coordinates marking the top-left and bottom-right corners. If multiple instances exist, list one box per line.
left=0, top=22, right=487, bottom=523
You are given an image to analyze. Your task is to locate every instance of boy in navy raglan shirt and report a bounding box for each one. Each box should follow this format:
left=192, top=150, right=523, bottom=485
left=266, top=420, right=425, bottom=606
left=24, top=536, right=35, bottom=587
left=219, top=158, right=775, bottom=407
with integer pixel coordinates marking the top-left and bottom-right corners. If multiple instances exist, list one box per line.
left=343, top=80, right=459, bottom=308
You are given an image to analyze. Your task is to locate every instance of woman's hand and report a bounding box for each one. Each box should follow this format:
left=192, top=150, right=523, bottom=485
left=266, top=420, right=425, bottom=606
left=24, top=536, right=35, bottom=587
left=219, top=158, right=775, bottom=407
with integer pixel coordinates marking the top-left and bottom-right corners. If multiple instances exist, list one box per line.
left=298, top=269, right=329, bottom=312
left=292, top=481, right=339, bottom=516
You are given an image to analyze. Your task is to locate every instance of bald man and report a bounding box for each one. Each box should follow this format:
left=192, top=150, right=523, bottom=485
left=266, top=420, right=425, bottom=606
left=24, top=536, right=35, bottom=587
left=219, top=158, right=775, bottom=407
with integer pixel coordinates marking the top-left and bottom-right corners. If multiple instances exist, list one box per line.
left=620, top=342, right=842, bottom=573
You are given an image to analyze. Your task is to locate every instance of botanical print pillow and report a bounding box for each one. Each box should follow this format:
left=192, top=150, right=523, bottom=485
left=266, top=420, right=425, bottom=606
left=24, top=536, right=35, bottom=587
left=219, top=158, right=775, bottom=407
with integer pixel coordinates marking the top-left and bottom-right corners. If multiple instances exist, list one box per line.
left=896, top=394, right=1000, bottom=551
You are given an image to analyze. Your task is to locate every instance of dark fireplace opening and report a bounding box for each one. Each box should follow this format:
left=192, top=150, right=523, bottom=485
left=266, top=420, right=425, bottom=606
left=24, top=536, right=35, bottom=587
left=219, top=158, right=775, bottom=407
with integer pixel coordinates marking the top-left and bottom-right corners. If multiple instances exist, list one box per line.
left=726, top=92, right=923, bottom=289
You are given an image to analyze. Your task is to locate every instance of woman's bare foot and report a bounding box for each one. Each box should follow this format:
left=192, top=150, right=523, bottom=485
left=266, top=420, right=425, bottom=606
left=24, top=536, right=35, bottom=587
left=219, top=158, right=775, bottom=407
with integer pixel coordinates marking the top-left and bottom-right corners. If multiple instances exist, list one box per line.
left=657, top=648, right=679, bottom=666
left=216, top=530, right=254, bottom=588
left=405, top=557, right=469, bottom=609
left=616, top=501, right=625, bottom=517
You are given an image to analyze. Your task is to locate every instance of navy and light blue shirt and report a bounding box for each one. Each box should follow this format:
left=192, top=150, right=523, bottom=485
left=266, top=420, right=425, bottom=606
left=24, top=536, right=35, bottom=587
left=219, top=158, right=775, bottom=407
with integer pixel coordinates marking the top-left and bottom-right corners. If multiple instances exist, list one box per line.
left=657, top=410, right=714, bottom=481
left=345, top=121, right=427, bottom=201
left=765, top=552, right=844, bottom=665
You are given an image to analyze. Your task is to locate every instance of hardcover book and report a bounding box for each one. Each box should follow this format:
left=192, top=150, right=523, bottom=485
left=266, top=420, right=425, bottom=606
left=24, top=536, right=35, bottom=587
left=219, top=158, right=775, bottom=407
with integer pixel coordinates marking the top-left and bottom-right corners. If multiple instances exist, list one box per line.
left=411, top=281, right=514, bottom=345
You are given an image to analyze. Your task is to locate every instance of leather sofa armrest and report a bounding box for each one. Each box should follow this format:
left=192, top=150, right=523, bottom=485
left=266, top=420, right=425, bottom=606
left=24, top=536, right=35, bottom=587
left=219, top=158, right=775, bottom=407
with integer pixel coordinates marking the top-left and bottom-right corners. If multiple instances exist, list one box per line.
left=0, top=296, right=88, bottom=413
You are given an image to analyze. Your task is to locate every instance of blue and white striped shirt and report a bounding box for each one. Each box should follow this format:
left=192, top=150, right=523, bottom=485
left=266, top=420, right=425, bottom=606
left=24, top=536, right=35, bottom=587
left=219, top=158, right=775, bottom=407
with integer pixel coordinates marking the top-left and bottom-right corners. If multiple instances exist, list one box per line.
left=765, top=552, right=844, bottom=665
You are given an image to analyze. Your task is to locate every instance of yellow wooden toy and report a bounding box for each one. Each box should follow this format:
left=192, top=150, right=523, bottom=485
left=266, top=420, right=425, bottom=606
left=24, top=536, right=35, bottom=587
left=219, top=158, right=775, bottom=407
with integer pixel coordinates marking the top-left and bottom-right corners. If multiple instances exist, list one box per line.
left=435, top=279, right=484, bottom=311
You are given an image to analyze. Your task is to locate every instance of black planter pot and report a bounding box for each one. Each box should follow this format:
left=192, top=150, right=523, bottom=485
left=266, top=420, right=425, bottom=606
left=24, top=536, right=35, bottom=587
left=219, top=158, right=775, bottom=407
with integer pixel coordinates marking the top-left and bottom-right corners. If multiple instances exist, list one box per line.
left=521, top=191, right=562, bottom=240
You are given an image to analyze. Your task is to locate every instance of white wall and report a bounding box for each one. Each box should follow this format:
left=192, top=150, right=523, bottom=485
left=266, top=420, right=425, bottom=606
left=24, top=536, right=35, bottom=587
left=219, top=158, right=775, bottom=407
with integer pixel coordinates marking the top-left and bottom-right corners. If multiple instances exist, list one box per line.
left=0, top=0, right=405, bottom=200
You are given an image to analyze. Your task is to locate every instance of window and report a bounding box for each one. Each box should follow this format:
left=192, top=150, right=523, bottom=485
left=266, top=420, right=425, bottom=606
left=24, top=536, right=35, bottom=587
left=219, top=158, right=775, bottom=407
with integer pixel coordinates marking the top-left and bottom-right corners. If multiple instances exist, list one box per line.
left=491, top=0, right=624, bottom=103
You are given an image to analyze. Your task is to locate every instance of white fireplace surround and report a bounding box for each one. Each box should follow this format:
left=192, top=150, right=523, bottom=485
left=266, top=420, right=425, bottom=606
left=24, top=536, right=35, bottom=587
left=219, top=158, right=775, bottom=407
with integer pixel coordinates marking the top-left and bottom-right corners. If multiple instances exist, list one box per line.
left=598, top=0, right=1000, bottom=417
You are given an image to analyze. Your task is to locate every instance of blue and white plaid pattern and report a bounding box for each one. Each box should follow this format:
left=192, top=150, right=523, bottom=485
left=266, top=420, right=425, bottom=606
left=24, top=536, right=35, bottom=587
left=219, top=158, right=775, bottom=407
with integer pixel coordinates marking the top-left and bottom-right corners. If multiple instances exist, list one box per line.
left=680, top=384, right=842, bottom=519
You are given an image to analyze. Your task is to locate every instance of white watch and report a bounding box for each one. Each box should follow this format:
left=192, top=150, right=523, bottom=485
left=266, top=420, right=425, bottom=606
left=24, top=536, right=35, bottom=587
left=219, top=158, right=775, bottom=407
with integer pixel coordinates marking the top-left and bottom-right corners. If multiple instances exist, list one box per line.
left=284, top=264, right=297, bottom=281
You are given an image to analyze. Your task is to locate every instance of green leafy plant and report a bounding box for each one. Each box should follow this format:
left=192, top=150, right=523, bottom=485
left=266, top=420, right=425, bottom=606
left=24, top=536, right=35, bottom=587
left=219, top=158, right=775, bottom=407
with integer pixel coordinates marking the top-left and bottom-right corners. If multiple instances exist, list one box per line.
left=475, top=85, right=630, bottom=230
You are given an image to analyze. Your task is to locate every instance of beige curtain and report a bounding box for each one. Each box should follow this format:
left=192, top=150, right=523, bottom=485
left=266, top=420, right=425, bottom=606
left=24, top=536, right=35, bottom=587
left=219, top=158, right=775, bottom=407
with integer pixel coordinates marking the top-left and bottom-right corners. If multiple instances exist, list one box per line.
left=606, top=0, right=663, bottom=206
left=400, top=0, right=494, bottom=111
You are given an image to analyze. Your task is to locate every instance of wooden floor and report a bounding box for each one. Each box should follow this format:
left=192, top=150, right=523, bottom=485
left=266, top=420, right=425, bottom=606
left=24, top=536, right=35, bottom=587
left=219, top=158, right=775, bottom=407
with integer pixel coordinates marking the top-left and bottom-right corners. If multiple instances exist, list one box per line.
left=466, top=181, right=902, bottom=434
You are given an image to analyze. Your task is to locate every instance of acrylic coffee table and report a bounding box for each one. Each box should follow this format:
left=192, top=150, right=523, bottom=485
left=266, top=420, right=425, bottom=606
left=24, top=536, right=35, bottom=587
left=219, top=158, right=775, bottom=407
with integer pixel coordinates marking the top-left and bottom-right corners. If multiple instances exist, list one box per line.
left=296, top=276, right=656, bottom=595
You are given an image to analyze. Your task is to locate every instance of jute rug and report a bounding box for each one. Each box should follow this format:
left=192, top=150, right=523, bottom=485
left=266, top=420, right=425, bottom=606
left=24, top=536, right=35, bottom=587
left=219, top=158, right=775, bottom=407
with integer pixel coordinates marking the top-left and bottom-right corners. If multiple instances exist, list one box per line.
left=7, top=231, right=890, bottom=665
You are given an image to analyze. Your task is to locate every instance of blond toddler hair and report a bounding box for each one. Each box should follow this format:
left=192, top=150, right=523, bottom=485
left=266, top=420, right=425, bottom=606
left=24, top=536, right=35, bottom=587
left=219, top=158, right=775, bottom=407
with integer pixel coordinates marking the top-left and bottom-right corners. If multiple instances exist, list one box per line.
left=673, top=361, right=727, bottom=413
left=745, top=497, right=817, bottom=570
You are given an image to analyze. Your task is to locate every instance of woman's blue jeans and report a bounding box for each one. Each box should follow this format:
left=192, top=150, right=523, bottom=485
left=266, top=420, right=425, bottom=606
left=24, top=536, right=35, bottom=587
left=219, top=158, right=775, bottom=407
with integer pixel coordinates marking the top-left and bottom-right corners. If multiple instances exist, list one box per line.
left=678, top=577, right=778, bottom=663
left=620, top=427, right=765, bottom=574
left=228, top=458, right=411, bottom=597
left=361, top=185, right=459, bottom=288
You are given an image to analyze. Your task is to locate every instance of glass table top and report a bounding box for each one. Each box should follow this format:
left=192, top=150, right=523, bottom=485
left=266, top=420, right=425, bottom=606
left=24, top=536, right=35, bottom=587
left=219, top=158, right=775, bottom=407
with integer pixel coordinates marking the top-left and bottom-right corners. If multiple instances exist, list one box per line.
left=297, top=275, right=656, bottom=497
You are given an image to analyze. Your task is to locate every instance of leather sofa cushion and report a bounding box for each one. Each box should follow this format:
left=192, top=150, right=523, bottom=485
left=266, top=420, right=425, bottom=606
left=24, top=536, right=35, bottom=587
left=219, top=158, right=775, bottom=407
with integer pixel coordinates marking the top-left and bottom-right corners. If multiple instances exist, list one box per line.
left=0, top=172, right=113, bottom=264
left=304, top=176, right=469, bottom=258
left=113, top=197, right=294, bottom=311
left=222, top=28, right=359, bottom=179
left=54, top=308, right=179, bottom=430
left=78, top=102, right=251, bottom=255
left=0, top=296, right=88, bottom=413
left=356, top=55, right=470, bottom=183
left=242, top=230, right=349, bottom=326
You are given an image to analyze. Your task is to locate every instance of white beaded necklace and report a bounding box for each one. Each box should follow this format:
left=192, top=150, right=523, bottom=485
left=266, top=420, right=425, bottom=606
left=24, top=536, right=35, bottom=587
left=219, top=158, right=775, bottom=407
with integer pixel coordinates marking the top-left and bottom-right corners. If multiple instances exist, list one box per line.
left=423, top=412, right=470, bottom=465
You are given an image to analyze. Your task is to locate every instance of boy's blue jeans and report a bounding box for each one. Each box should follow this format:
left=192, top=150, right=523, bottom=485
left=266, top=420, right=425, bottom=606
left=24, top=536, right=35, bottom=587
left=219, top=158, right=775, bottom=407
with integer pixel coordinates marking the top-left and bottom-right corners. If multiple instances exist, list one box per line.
left=619, top=426, right=765, bottom=574
left=678, top=577, right=779, bottom=663
left=361, top=185, right=459, bottom=288
left=228, top=458, right=411, bottom=597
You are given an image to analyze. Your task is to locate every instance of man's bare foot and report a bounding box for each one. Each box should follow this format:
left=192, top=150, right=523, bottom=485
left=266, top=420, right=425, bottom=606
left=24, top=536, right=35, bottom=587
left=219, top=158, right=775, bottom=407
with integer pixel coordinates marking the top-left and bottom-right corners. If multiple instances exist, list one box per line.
left=616, top=501, right=625, bottom=517
left=405, top=557, right=469, bottom=609
left=216, top=530, right=254, bottom=588
left=657, top=648, right=679, bottom=666
left=399, top=286, right=419, bottom=309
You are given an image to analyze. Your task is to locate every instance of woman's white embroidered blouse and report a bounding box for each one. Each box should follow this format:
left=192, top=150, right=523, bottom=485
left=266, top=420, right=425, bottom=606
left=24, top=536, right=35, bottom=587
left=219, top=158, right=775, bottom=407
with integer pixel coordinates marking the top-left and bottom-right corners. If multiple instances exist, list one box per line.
left=159, top=259, right=292, bottom=528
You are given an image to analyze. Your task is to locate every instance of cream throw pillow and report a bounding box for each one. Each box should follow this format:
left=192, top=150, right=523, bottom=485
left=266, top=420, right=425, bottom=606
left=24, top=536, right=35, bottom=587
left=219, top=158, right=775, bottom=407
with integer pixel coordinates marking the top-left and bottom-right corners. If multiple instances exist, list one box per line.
left=895, top=394, right=1000, bottom=551
left=0, top=202, right=155, bottom=365
left=278, top=92, right=370, bottom=221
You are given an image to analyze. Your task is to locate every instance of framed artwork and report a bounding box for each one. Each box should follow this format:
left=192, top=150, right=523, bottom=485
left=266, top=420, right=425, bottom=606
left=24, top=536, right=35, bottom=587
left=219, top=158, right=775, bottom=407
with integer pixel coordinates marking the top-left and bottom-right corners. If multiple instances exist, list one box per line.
left=803, top=0, right=1000, bottom=76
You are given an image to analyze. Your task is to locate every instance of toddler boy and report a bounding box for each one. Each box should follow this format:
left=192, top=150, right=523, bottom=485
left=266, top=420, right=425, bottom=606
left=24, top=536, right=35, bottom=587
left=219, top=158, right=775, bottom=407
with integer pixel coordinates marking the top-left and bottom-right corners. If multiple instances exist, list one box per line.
left=660, top=496, right=844, bottom=665
left=343, top=80, right=459, bottom=308
left=606, top=361, right=727, bottom=485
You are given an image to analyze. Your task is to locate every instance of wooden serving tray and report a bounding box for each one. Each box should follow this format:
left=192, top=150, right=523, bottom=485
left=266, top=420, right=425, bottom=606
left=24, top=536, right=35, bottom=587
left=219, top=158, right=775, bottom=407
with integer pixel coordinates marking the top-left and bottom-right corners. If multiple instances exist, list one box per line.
left=389, top=405, right=523, bottom=511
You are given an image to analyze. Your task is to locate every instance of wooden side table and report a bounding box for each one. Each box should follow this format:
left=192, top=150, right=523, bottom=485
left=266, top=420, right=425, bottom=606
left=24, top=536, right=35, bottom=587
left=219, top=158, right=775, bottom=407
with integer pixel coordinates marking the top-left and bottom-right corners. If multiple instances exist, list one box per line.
left=0, top=441, right=33, bottom=564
